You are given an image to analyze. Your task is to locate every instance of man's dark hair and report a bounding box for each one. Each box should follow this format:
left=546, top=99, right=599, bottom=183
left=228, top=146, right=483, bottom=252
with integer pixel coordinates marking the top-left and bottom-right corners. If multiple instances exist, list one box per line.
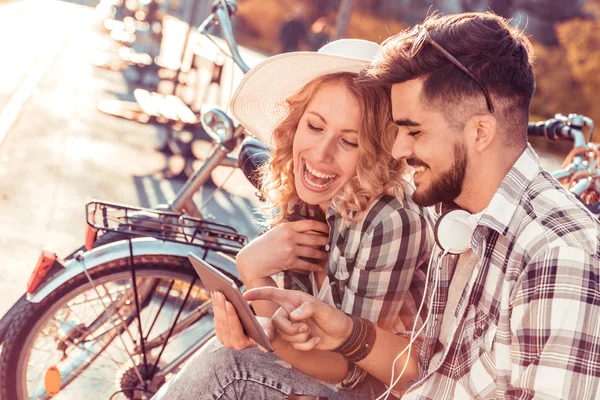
left=364, top=12, right=535, bottom=144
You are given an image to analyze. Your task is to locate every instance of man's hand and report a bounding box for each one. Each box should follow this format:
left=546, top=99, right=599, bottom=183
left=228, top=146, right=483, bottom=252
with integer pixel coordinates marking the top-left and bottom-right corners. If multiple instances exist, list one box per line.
left=237, top=220, right=330, bottom=285
left=243, top=287, right=353, bottom=351
left=211, top=291, right=274, bottom=351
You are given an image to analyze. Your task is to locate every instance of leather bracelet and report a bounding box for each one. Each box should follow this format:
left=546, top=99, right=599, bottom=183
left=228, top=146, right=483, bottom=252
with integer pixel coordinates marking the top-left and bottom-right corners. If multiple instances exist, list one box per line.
left=345, top=318, right=376, bottom=363
left=332, top=315, right=376, bottom=363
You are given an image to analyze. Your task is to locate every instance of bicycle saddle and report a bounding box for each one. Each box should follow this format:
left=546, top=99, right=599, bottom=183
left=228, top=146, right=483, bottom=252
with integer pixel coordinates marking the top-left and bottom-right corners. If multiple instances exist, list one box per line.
left=238, top=137, right=272, bottom=190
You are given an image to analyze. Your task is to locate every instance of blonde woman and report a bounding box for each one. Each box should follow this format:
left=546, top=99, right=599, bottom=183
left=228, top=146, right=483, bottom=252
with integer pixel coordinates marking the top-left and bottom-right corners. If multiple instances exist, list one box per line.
left=153, top=40, right=433, bottom=400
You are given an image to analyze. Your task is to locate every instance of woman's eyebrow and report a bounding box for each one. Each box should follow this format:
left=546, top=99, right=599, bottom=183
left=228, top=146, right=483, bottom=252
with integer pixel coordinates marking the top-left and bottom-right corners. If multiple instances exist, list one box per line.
left=307, top=111, right=327, bottom=124
left=307, top=111, right=358, bottom=133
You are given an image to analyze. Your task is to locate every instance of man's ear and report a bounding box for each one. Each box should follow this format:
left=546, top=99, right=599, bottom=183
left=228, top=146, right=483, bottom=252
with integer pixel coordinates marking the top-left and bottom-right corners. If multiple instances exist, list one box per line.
left=469, top=114, right=497, bottom=153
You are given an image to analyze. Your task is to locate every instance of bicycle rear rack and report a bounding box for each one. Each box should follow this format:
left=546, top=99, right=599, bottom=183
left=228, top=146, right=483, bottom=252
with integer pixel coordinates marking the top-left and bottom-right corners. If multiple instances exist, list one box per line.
left=86, top=201, right=247, bottom=255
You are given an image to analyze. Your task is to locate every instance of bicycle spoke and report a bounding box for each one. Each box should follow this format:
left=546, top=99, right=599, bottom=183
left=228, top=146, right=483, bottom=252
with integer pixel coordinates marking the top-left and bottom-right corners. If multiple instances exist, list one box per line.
left=127, top=238, right=149, bottom=384
left=79, top=266, right=146, bottom=386
left=144, top=279, right=174, bottom=341
left=62, top=286, right=140, bottom=368
left=151, top=276, right=197, bottom=376
left=99, top=281, right=139, bottom=346
left=29, top=328, right=128, bottom=375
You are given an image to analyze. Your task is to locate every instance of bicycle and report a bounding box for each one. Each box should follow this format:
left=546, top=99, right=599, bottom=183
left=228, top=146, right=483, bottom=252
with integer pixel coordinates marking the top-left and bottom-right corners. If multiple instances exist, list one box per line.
left=527, top=113, right=599, bottom=216
left=0, top=1, right=261, bottom=399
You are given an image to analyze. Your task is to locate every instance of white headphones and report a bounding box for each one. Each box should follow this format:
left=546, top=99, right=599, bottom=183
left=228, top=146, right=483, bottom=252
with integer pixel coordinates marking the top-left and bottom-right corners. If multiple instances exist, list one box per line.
left=433, top=209, right=479, bottom=254
left=378, top=207, right=484, bottom=399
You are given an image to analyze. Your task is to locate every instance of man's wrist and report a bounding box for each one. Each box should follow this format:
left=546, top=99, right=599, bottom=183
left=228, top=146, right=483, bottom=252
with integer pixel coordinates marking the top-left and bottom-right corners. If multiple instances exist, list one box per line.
left=329, top=313, right=354, bottom=350
left=270, top=332, right=291, bottom=352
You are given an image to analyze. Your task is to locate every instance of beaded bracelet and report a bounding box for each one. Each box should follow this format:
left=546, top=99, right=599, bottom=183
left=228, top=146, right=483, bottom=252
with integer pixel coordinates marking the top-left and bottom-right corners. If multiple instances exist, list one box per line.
left=332, top=315, right=377, bottom=363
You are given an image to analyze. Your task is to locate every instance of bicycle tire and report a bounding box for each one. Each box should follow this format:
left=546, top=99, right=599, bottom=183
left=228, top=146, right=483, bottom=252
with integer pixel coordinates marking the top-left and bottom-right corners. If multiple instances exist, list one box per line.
left=0, top=254, right=215, bottom=400
left=0, top=293, right=26, bottom=344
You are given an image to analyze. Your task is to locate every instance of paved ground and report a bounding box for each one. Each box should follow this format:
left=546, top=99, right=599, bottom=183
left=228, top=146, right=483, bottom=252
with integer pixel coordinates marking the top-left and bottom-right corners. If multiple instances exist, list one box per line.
left=0, top=0, right=572, bottom=322
left=0, top=0, right=265, bottom=320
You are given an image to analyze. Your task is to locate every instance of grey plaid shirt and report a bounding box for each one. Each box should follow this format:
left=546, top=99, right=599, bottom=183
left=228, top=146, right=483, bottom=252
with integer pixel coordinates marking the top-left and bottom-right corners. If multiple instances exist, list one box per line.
left=404, top=145, right=600, bottom=399
left=284, top=187, right=434, bottom=386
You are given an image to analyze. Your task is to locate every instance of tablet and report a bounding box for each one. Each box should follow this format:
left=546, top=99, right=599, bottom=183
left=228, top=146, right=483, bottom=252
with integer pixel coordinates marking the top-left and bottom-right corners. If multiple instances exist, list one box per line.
left=188, top=253, right=274, bottom=352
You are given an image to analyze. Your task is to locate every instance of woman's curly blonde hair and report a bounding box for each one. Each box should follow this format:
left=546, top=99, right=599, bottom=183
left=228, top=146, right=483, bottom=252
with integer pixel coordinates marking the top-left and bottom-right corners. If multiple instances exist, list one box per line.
left=260, top=72, right=409, bottom=226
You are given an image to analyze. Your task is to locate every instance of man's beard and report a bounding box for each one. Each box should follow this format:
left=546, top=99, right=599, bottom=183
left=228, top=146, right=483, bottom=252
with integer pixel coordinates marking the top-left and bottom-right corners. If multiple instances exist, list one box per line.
left=412, top=141, right=468, bottom=207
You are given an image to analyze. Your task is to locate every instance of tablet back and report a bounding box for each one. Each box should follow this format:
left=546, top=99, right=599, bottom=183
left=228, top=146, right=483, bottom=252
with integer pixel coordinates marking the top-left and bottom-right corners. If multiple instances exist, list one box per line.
left=187, top=252, right=274, bottom=352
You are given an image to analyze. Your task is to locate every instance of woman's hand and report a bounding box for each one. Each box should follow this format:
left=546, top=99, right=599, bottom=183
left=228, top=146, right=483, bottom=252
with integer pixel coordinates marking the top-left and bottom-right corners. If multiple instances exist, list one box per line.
left=211, top=291, right=275, bottom=351
left=237, top=220, right=330, bottom=286
left=243, top=287, right=353, bottom=352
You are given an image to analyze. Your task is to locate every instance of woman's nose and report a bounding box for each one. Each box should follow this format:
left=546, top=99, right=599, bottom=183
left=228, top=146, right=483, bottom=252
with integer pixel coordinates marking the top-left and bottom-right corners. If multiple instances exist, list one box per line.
left=314, top=136, right=336, bottom=163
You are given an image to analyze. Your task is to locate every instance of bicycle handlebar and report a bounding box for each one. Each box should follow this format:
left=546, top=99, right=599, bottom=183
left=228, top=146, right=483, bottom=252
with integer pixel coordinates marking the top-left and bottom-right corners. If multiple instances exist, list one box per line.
left=527, top=113, right=595, bottom=145
left=527, top=119, right=571, bottom=140
left=198, top=0, right=251, bottom=74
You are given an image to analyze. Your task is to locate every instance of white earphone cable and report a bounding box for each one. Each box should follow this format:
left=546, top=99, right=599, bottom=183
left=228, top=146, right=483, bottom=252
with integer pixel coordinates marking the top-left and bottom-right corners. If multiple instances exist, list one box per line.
left=377, top=249, right=449, bottom=400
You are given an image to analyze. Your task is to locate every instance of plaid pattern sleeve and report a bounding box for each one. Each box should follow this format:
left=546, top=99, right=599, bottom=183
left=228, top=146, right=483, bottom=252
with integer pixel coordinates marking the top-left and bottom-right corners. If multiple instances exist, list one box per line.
left=334, top=195, right=433, bottom=389
left=343, top=206, right=431, bottom=332
left=506, top=245, right=600, bottom=398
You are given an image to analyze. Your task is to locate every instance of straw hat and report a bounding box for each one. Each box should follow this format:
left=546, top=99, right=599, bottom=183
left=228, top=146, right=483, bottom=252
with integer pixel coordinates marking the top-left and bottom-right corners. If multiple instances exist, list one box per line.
left=230, top=39, right=380, bottom=145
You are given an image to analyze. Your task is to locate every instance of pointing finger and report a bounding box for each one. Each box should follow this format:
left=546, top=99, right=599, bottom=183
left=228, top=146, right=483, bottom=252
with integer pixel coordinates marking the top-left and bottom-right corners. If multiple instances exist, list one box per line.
left=243, top=287, right=311, bottom=311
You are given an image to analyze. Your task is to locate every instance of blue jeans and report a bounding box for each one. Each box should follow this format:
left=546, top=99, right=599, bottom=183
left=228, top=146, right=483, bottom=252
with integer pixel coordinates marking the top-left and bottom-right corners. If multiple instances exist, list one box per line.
left=152, top=337, right=386, bottom=400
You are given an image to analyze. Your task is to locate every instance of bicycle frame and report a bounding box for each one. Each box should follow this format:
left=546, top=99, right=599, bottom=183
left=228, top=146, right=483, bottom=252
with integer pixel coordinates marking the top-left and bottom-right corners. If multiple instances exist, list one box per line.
left=165, top=0, right=251, bottom=216
left=551, top=128, right=588, bottom=180
left=535, top=113, right=600, bottom=215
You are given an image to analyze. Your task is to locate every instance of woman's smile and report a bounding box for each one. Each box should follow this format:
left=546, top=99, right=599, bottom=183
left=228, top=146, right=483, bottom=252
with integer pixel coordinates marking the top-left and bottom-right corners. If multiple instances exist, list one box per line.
left=301, top=158, right=340, bottom=192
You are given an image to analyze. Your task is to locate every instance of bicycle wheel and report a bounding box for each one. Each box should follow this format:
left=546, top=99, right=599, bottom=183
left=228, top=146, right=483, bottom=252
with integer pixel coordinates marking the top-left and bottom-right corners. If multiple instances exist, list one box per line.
left=0, top=254, right=218, bottom=400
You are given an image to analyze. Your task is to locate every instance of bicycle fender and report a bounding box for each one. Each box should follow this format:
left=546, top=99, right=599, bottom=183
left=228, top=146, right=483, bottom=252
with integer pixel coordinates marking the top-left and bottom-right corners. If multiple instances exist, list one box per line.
left=27, top=237, right=239, bottom=304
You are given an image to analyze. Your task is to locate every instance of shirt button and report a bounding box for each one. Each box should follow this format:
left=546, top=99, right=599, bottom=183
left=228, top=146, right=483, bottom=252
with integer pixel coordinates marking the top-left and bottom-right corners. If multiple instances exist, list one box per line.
left=335, top=303, right=342, bottom=308
left=330, top=281, right=337, bottom=287
left=325, top=244, right=330, bottom=251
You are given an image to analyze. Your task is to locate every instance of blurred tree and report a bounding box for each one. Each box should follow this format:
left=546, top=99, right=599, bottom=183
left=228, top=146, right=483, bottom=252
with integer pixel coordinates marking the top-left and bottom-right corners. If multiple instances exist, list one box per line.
left=233, top=0, right=600, bottom=142
left=553, top=0, right=600, bottom=138
left=529, top=41, right=589, bottom=121
left=530, top=0, right=600, bottom=139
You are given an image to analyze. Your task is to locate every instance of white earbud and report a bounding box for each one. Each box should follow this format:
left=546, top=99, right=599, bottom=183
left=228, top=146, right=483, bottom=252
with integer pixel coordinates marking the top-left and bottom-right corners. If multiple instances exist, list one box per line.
left=434, top=209, right=478, bottom=254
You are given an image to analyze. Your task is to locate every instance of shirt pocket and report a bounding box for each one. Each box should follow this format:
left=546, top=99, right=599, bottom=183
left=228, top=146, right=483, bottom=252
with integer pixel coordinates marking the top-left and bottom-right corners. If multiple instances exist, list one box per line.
left=472, top=308, right=498, bottom=354
left=460, top=306, right=498, bottom=398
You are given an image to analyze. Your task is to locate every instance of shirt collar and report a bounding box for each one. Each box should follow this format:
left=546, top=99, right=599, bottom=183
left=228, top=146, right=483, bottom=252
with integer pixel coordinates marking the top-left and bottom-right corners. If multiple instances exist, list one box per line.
left=476, top=144, right=541, bottom=238
left=325, top=207, right=336, bottom=220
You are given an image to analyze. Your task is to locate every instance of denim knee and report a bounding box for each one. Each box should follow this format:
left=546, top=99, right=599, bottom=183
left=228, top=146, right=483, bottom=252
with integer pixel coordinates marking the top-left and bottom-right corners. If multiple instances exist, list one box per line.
left=152, top=338, right=290, bottom=400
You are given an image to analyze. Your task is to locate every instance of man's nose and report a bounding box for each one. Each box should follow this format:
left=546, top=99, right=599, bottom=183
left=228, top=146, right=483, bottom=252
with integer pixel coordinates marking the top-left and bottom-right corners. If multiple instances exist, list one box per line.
left=391, top=132, right=414, bottom=160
